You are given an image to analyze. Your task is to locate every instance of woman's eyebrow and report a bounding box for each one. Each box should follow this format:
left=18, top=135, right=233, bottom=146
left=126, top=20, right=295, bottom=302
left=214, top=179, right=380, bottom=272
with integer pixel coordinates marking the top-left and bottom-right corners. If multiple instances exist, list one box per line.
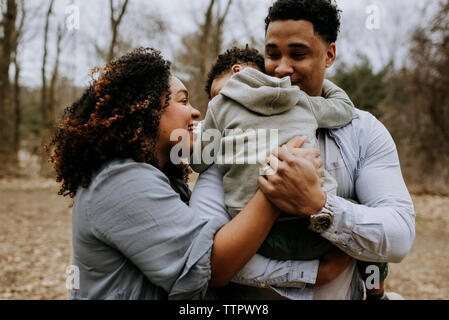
left=176, top=89, right=189, bottom=96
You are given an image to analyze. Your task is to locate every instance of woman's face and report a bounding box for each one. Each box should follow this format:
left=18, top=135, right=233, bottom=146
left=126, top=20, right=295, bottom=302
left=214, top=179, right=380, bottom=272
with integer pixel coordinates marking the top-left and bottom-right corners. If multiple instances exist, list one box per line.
left=158, top=76, right=201, bottom=159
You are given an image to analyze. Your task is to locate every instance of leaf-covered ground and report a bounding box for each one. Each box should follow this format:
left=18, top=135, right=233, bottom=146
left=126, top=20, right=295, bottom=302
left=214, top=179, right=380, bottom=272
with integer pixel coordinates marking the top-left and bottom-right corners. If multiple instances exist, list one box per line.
left=0, top=178, right=448, bottom=300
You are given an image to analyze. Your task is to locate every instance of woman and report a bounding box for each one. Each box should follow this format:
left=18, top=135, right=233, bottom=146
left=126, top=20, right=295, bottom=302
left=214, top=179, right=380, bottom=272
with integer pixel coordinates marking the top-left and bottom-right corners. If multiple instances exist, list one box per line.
left=48, top=48, right=334, bottom=300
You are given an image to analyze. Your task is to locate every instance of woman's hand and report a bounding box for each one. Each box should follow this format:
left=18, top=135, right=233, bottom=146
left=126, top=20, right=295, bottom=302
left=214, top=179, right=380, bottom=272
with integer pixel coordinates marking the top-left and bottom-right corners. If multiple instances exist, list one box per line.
left=257, top=136, right=326, bottom=218
left=315, top=248, right=355, bottom=286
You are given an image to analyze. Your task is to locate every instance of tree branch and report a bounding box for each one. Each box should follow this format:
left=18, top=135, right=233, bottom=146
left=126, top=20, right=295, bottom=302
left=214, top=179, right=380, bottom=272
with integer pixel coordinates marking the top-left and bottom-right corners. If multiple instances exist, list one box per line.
left=108, top=0, right=129, bottom=61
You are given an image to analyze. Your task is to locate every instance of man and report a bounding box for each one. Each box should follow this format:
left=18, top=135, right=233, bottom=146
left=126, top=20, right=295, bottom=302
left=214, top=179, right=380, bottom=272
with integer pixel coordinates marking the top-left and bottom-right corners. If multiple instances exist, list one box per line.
left=191, top=0, right=415, bottom=300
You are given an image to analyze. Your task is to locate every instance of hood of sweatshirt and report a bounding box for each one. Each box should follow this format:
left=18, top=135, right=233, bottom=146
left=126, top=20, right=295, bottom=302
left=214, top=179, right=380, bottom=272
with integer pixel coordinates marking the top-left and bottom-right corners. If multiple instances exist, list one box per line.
left=219, top=67, right=301, bottom=116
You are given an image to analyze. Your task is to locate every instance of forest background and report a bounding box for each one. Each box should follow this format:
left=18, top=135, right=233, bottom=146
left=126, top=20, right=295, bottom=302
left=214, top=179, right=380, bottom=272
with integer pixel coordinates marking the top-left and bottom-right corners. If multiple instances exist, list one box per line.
left=0, top=0, right=448, bottom=300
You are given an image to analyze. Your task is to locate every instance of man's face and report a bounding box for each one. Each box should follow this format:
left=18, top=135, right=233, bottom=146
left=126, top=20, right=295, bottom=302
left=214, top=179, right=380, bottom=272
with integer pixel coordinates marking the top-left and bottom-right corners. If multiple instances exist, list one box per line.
left=265, top=20, right=336, bottom=97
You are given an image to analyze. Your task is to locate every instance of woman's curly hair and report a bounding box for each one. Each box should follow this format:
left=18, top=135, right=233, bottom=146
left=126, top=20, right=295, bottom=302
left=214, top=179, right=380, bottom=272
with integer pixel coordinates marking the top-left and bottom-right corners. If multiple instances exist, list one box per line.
left=47, top=47, right=190, bottom=198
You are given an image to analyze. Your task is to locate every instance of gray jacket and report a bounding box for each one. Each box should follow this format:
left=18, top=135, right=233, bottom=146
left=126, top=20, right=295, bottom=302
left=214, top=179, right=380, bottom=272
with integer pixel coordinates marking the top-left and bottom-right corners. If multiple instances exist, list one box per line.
left=70, top=159, right=226, bottom=300
left=191, top=68, right=354, bottom=217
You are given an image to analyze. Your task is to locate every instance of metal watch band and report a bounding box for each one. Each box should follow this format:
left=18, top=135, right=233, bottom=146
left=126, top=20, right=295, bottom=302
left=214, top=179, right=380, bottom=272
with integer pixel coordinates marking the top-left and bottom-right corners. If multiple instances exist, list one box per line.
left=321, top=193, right=335, bottom=217
left=309, top=193, right=335, bottom=233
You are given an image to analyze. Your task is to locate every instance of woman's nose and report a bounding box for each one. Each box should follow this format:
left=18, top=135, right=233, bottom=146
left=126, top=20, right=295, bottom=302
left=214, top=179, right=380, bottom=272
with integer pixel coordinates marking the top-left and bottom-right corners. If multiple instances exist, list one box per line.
left=191, top=106, right=201, bottom=120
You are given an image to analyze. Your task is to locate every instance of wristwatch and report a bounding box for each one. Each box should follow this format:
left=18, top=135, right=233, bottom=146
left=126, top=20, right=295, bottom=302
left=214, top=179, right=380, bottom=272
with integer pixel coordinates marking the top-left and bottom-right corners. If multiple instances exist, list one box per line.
left=309, top=194, right=335, bottom=234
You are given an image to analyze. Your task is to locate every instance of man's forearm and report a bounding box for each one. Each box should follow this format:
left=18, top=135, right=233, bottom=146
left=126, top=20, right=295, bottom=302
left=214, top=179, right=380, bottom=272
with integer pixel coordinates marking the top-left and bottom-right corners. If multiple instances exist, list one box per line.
left=321, top=194, right=415, bottom=263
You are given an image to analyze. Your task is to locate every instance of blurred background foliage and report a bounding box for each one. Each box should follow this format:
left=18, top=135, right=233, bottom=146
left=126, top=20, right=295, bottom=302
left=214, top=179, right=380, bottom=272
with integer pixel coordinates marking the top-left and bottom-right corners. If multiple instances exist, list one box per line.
left=0, top=0, right=448, bottom=193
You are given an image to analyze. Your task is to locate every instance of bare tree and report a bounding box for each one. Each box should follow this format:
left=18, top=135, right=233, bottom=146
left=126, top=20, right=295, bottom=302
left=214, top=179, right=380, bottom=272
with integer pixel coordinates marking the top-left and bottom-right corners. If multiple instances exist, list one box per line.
left=378, top=0, right=449, bottom=193
left=410, top=0, right=449, bottom=141
left=89, top=0, right=166, bottom=66
left=40, top=0, right=66, bottom=176
left=175, top=0, right=234, bottom=116
left=0, top=0, right=18, bottom=175
left=212, top=0, right=233, bottom=55
left=12, top=0, right=25, bottom=155
left=40, top=0, right=54, bottom=175
left=108, top=0, right=129, bottom=62
left=232, top=0, right=264, bottom=51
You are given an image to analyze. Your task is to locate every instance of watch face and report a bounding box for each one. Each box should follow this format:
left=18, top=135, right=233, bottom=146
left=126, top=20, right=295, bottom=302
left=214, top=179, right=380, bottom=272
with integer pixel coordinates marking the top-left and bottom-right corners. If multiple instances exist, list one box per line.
left=312, top=214, right=333, bottom=233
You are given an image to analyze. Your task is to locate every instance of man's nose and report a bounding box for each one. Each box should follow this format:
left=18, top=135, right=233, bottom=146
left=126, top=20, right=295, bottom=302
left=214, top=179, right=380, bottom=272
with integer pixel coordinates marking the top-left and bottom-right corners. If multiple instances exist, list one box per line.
left=275, top=59, right=294, bottom=77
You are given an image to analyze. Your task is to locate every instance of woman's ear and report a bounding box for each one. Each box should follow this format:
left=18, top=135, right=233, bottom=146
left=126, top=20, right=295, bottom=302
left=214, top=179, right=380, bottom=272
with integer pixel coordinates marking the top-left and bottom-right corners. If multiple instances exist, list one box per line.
left=232, top=64, right=243, bottom=74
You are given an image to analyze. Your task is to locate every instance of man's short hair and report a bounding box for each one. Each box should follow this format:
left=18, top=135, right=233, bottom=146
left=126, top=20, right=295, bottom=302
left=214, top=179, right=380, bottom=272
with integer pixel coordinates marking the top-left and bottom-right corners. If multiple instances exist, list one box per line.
left=205, top=46, right=265, bottom=99
left=265, top=0, right=341, bottom=44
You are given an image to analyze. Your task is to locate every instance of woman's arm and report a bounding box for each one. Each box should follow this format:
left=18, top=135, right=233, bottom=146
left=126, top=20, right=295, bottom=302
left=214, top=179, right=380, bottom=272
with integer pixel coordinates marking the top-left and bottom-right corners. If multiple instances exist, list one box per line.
left=89, top=161, right=224, bottom=299
left=209, top=190, right=280, bottom=287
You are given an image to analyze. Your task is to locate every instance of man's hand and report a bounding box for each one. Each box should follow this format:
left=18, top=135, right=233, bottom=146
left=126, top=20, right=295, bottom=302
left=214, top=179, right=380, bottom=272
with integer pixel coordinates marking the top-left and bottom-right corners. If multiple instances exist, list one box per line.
left=315, top=248, right=355, bottom=286
left=284, top=136, right=324, bottom=179
left=257, top=136, right=326, bottom=218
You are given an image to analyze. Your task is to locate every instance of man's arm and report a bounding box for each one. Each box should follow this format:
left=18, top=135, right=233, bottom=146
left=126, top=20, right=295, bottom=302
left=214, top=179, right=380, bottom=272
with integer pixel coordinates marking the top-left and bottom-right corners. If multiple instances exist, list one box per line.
left=190, top=164, right=319, bottom=288
left=306, top=79, right=355, bottom=129
left=258, top=113, right=415, bottom=263
left=321, top=114, right=415, bottom=262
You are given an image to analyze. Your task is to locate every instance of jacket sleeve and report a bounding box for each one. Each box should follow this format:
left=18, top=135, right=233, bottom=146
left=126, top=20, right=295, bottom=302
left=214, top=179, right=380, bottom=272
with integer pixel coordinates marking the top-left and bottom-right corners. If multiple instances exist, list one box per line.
left=307, top=79, right=355, bottom=129
left=90, top=162, right=226, bottom=299
left=322, top=115, right=416, bottom=263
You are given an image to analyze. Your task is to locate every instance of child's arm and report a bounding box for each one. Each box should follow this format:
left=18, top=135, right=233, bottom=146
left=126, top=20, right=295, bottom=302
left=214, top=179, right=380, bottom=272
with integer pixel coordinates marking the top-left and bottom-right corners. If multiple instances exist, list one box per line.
left=306, top=79, right=355, bottom=129
left=190, top=103, right=222, bottom=174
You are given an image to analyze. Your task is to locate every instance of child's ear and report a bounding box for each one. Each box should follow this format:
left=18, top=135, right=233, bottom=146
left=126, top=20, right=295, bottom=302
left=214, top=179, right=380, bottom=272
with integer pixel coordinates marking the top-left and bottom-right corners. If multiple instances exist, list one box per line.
left=232, top=65, right=243, bottom=74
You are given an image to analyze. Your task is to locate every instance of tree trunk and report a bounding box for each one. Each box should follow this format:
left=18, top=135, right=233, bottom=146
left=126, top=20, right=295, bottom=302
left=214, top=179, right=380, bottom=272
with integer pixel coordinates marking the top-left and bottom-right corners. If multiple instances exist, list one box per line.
left=12, top=0, right=26, bottom=157
left=40, top=0, right=54, bottom=176
left=198, top=0, right=216, bottom=81
left=0, top=0, right=18, bottom=176
left=13, top=55, right=21, bottom=156
left=214, top=0, right=233, bottom=57
left=108, top=0, right=129, bottom=62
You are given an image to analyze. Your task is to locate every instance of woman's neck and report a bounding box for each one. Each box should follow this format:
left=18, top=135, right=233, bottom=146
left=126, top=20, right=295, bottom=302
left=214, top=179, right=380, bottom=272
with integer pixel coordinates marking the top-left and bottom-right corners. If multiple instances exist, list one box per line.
left=155, top=142, right=169, bottom=170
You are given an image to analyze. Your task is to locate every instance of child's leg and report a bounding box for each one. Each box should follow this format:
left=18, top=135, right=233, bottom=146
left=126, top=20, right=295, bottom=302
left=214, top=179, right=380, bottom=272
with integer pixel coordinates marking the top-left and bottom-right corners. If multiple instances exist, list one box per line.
left=366, top=281, right=386, bottom=300
left=258, top=218, right=334, bottom=260
left=357, top=262, right=389, bottom=300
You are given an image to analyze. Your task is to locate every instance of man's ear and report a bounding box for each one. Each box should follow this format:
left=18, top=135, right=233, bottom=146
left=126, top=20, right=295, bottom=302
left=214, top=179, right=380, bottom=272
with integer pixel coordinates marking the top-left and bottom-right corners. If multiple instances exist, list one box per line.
left=325, top=43, right=337, bottom=68
left=232, top=64, right=243, bottom=74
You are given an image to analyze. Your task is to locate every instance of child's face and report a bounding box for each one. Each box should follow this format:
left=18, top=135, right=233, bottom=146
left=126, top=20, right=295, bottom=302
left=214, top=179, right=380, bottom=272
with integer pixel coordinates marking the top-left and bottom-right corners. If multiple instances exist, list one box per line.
left=210, top=71, right=235, bottom=100
left=210, top=64, right=256, bottom=99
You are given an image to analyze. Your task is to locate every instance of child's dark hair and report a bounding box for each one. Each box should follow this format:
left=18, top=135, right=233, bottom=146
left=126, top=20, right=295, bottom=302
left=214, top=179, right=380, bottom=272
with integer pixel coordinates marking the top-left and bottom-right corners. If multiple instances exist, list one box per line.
left=265, top=0, right=341, bottom=44
left=205, top=46, right=265, bottom=99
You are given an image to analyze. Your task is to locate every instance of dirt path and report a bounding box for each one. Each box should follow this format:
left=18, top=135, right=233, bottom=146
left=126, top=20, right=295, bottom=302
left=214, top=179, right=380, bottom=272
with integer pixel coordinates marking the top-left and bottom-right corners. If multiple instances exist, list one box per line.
left=0, top=178, right=448, bottom=300
left=387, top=195, right=449, bottom=299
